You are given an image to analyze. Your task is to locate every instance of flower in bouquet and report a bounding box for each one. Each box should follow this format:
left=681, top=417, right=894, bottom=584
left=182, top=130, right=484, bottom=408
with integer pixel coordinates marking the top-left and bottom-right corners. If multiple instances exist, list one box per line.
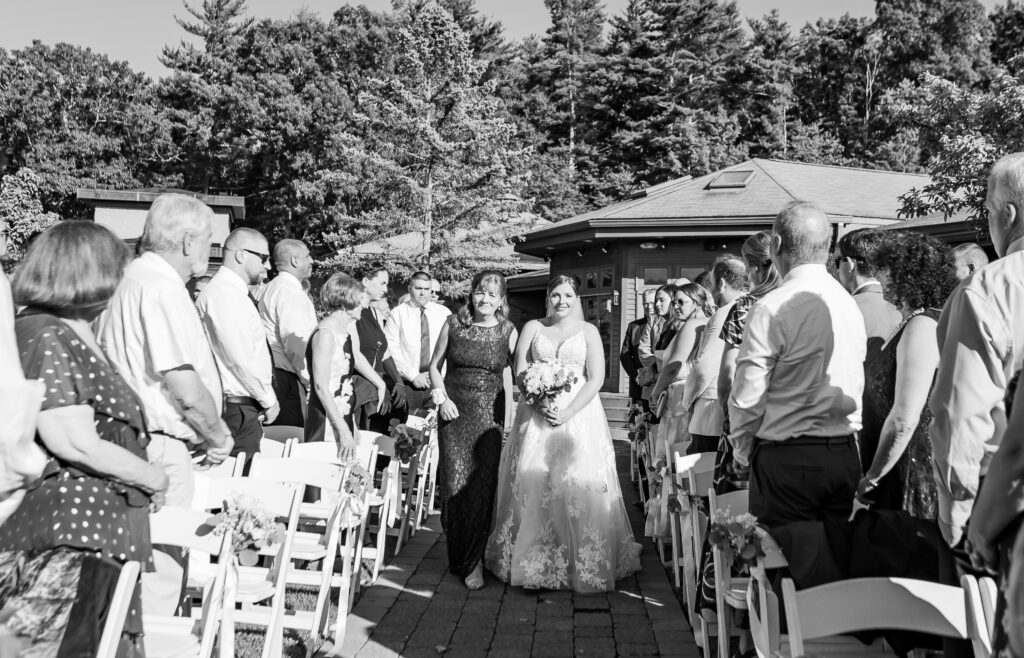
left=520, top=360, right=579, bottom=424
left=389, top=418, right=426, bottom=463
left=706, top=510, right=765, bottom=573
left=206, top=493, right=286, bottom=566
left=343, top=461, right=371, bottom=498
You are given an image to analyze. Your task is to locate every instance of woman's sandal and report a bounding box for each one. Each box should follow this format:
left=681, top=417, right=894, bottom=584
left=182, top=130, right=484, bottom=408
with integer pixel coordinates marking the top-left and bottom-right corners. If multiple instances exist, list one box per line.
left=464, top=571, right=485, bottom=590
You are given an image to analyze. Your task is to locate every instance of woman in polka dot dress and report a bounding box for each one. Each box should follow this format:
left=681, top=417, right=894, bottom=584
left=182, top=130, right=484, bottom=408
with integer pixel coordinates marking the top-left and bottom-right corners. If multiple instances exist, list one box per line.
left=0, top=222, right=169, bottom=657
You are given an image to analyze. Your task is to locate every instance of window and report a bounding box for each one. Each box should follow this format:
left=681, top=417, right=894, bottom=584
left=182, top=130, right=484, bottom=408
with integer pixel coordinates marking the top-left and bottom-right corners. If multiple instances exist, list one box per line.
left=707, top=170, right=754, bottom=189
left=643, top=267, right=669, bottom=285
left=601, top=268, right=614, bottom=288
left=586, top=270, right=598, bottom=289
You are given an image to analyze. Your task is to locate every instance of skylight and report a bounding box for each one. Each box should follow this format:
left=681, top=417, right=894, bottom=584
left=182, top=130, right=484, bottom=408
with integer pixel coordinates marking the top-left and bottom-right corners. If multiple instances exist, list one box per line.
left=707, top=170, right=754, bottom=189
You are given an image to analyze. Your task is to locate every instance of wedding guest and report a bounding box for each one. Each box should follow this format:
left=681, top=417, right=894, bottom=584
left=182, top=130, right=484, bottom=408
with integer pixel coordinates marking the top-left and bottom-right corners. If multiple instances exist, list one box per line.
left=931, top=153, right=1024, bottom=553
left=620, top=289, right=657, bottom=405
left=651, top=283, right=716, bottom=445
left=384, top=271, right=452, bottom=412
left=693, top=270, right=713, bottom=290
left=681, top=257, right=748, bottom=454
left=353, top=263, right=408, bottom=433
left=306, top=274, right=386, bottom=452
left=836, top=228, right=903, bottom=473
left=944, top=154, right=1024, bottom=658
left=196, top=228, right=279, bottom=458
left=430, top=277, right=442, bottom=304
left=637, top=285, right=675, bottom=408
left=857, top=231, right=958, bottom=518
left=258, top=239, right=317, bottom=428
left=429, top=270, right=517, bottom=588
left=3, top=221, right=169, bottom=655
left=730, top=201, right=866, bottom=528
left=952, top=242, right=990, bottom=280
left=97, top=193, right=232, bottom=616
left=370, top=297, right=393, bottom=323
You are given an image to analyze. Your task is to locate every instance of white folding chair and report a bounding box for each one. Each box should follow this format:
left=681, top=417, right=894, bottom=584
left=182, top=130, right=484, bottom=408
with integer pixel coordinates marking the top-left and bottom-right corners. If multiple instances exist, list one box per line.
left=202, top=454, right=245, bottom=479
left=288, top=440, right=342, bottom=464
left=259, top=437, right=293, bottom=458
left=680, top=452, right=717, bottom=657
left=962, top=575, right=993, bottom=658
left=979, top=576, right=998, bottom=643
left=371, top=433, right=421, bottom=555
left=144, top=506, right=234, bottom=658
left=782, top=577, right=969, bottom=657
left=192, top=476, right=301, bottom=658
left=262, top=425, right=304, bottom=447
left=708, top=489, right=750, bottom=658
left=96, top=561, right=141, bottom=658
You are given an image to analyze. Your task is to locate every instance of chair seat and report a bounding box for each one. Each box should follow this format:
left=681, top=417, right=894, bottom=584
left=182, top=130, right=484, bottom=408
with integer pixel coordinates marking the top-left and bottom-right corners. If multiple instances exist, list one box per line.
left=290, top=539, right=328, bottom=562
left=233, top=566, right=276, bottom=603
left=725, top=578, right=750, bottom=608
left=142, top=617, right=200, bottom=658
left=773, top=636, right=890, bottom=658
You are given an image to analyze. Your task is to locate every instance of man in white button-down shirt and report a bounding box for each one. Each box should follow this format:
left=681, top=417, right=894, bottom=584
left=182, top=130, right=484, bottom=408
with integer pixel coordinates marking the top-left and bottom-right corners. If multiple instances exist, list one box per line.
left=197, top=228, right=279, bottom=458
left=385, top=271, right=452, bottom=411
left=258, top=239, right=317, bottom=427
left=729, top=201, right=866, bottom=529
left=97, top=193, right=233, bottom=615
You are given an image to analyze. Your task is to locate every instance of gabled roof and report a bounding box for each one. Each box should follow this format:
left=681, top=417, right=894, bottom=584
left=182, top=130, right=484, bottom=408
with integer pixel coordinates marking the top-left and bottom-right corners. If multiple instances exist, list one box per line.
left=517, top=159, right=930, bottom=255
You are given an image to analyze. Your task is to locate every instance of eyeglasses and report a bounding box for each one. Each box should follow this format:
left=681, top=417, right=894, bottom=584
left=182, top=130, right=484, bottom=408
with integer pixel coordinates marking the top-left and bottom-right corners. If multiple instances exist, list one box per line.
left=239, top=248, right=271, bottom=264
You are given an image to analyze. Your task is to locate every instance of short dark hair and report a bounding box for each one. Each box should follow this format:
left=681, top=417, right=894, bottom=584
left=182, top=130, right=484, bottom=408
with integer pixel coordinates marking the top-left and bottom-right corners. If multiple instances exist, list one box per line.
left=877, top=231, right=958, bottom=310
left=409, top=271, right=432, bottom=283
left=836, top=228, right=891, bottom=277
left=693, top=270, right=713, bottom=289
left=355, top=262, right=389, bottom=281
left=13, top=220, right=130, bottom=321
left=711, top=257, right=748, bottom=292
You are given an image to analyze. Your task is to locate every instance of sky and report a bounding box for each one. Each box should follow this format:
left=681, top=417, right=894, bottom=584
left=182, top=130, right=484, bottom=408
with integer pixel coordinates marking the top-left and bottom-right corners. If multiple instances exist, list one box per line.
left=0, top=0, right=1000, bottom=79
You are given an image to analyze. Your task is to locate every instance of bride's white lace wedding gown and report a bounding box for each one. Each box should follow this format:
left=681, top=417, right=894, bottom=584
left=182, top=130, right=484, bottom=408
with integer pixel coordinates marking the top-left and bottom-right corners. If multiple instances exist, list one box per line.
left=485, top=327, right=642, bottom=593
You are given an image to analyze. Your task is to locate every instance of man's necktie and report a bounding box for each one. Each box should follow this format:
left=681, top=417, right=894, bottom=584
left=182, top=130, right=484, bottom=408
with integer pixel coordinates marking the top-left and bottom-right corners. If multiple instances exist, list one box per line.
left=419, top=307, right=431, bottom=373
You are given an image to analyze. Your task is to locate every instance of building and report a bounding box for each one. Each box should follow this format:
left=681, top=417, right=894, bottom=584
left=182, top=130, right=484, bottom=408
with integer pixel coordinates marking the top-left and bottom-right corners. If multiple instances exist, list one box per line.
left=76, top=187, right=246, bottom=273
left=513, top=158, right=937, bottom=393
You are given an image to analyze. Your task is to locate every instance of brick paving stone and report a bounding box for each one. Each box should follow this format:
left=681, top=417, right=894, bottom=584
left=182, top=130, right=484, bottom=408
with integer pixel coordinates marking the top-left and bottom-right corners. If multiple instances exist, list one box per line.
left=573, top=612, right=612, bottom=627
left=354, top=641, right=402, bottom=658
left=651, top=617, right=691, bottom=633
left=535, top=615, right=574, bottom=632
left=448, top=628, right=495, bottom=648
left=405, top=622, right=456, bottom=648
left=487, top=650, right=531, bottom=658
left=614, top=623, right=657, bottom=644
left=573, top=636, right=616, bottom=656
left=618, top=642, right=660, bottom=655
left=573, top=595, right=609, bottom=611
left=489, top=633, right=534, bottom=651
left=574, top=625, right=613, bottom=639
left=441, top=650, right=489, bottom=658
left=532, top=631, right=574, bottom=657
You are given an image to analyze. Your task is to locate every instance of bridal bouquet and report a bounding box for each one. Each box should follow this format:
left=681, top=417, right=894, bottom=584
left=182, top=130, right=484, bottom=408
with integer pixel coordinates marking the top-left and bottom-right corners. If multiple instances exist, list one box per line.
left=520, top=359, right=578, bottom=410
left=205, top=493, right=286, bottom=566
left=706, top=509, right=766, bottom=574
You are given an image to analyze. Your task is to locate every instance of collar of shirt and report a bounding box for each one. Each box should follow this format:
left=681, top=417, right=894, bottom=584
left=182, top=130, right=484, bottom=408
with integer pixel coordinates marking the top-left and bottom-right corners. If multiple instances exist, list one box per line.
left=138, top=251, right=186, bottom=285
left=212, top=266, right=249, bottom=293
left=1006, top=236, right=1024, bottom=257
left=851, top=279, right=882, bottom=295
left=274, top=270, right=305, bottom=291
left=782, top=263, right=829, bottom=283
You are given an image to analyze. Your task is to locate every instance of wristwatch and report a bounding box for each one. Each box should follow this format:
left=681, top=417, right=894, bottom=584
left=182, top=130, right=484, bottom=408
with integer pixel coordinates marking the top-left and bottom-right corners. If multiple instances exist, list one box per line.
left=431, top=388, right=448, bottom=405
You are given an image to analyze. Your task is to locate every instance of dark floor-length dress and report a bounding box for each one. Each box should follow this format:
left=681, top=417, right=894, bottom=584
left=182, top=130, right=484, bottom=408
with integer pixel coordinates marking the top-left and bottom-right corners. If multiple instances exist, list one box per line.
left=861, top=308, right=939, bottom=519
left=437, top=316, right=513, bottom=577
left=0, top=310, right=153, bottom=657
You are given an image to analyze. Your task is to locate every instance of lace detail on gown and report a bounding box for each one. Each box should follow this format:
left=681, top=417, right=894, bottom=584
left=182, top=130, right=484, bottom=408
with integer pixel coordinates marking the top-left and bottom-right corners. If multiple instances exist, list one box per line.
left=485, top=327, right=642, bottom=593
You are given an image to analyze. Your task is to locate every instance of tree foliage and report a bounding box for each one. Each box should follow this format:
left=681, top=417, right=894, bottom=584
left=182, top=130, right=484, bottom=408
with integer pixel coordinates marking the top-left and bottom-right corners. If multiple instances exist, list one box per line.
left=0, top=167, right=61, bottom=270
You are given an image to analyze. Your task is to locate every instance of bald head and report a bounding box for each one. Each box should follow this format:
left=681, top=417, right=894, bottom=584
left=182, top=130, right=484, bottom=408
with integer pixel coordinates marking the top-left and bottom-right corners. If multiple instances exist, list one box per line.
left=273, top=238, right=313, bottom=282
left=772, top=201, right=832, bottom=274
left=224, top=227, right=267, bottom=252
left=987, top=153, right=1024, bottom=256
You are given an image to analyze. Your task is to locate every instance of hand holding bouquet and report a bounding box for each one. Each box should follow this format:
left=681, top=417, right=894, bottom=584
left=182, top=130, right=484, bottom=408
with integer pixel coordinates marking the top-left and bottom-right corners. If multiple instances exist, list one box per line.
left=520, top=359, right=578, bottom=426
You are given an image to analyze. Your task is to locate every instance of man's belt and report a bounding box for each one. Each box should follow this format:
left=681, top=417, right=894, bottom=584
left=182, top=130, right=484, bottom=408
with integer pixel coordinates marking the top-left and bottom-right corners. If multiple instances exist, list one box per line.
left=756, top=434, right=855, bottom=448
left=225, top=395, right=259, bottom=407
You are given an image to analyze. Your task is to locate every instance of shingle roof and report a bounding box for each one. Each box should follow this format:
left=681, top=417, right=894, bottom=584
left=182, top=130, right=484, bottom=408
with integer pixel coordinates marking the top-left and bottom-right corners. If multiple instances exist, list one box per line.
left=552, top=159, right=929, bottom=229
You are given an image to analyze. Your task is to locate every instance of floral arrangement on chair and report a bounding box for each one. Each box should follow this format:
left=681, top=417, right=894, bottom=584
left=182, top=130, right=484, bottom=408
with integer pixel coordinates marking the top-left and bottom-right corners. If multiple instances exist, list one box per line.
left=388, top=413, right=437, bottom=463
left=706, top=509, right=766, bottom=574
left=205, top=493, right=286, bottom=566
left=624, top=403, right=650, bottom=443
left=520, top=360, right=578, bottom=425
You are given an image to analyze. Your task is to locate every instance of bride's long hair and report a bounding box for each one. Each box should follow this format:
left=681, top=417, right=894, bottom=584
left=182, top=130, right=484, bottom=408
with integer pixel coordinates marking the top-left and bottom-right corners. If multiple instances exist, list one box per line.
left=545, top=274, right=585, bottom=321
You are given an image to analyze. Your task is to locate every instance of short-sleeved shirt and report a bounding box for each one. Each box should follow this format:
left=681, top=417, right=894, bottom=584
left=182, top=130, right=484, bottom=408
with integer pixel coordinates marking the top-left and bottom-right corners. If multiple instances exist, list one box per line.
left=96, top=252, right=222, bottom=441
left=0, top=311, right=153, bottom=569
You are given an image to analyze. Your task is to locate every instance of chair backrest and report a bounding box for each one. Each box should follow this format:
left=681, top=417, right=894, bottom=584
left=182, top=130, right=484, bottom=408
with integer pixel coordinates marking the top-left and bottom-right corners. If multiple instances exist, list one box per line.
left=262, top=425, right=304, bottom=444
left=708, top=488, right=750, bottom=593
left=747, top=562, right=781, bottom=658
left=203, top=454, right=245, bottom=479
left=370, top=432, right=396, bottom=459
left=676, top=451, right=716, bottom=495
left=259, top=437, right=292, bottom=458
left=782, top=577, right=969, bottom=657
left=248, top=455, right=346, bottom=492
left=978, top=576, right=997, bottom=641
left=287, top=440, right=342, bottom=463
left=95, top=560, right=141, bottom=658
left=194, top=475, right=299, bottom=520
left=962, top=575, right=993, bottom=658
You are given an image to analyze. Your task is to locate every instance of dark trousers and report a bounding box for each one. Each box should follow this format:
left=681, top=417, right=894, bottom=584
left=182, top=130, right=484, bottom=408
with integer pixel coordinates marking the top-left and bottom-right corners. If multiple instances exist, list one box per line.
left=688, top=433, right=720, bottom=455
left=749, top=435, right=860, bottom=529
left=269, top=368, right=304, bottom=428
left=223, top=400, right=263, bottom=459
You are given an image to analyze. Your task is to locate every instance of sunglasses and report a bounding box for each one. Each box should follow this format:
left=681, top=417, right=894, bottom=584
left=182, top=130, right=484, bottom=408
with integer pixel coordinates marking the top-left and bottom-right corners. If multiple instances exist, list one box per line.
left=240, top=248, right=271, bottom=264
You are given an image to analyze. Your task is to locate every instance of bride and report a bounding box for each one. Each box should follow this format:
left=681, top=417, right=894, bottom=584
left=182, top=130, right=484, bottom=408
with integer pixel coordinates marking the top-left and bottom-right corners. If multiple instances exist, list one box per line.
left=485, top=275, right=642, bottom=593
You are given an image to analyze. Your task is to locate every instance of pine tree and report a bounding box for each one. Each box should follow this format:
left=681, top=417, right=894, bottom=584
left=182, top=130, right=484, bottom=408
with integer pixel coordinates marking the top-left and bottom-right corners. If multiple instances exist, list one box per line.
left=328, top=3, right=530, bottom=289
left=990, top=1, right=1024, bottom=74
left=740, top=10, right=796, bottom=158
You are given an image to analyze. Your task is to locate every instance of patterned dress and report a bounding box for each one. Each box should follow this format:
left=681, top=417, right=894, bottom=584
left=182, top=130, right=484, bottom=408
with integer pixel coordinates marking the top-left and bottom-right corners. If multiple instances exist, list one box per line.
left=486, top=326, right=642, bottom=592
left=437, top=316, right=514, bottom=577
left=305, top=324, right=355, bottom=442
left=0, top=310, right=153, bottom=657
left=861, top=309, right=939, bottom=519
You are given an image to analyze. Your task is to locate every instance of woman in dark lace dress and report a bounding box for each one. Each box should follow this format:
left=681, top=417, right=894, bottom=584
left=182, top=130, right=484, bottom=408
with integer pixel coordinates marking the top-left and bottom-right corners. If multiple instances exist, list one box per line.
left=428, top=271, right=518, bottom=589
left=857, top=231, right=958, bottom=518
left=697, top=230, right=781, bottom=616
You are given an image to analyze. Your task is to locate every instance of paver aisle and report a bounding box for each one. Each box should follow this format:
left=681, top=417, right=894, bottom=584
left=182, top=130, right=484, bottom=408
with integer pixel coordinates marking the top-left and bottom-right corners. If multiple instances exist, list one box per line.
left=334, top=435, right=699, bottom=657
